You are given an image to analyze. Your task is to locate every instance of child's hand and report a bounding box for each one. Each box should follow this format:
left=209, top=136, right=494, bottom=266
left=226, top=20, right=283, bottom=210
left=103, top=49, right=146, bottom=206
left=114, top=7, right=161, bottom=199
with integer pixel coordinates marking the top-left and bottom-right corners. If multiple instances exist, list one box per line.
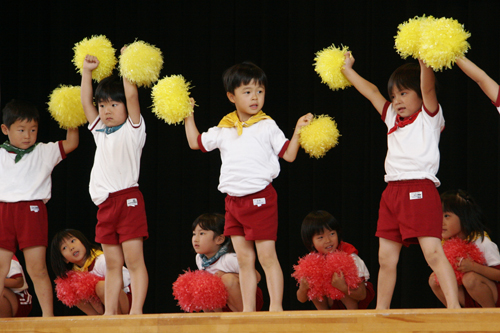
left=343, top=52, right=355, bottom=70
left=190, top=97, right=196, bottom=110
left=331, top=271, right=348, bottom=292
left=456, top=258, right=476, bottom=273
left=121, top=46, right=127, bottom=55
left=299, top=277, right=310, bottom=291
left=295, top=113, right=313, bottom=132
left=83, top=55, right=99, bottom=71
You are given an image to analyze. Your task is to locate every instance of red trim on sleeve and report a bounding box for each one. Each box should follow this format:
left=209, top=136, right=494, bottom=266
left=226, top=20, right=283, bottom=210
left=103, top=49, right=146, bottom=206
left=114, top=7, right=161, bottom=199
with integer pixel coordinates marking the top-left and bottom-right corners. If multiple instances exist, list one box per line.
left=128, top=116, right=142, bottom=129
left=197, top=134, right=207, bottom=153
left=89, top=118, right=101, bottom=131
left=278, top=140, right=290, bottom=158
left=381, top=101, right=391, bottom=121
left=423, top=103, right=440, bottom=117
left=493, top=86, right=500, bottom=107
left=58, top=141, right=67, bottom=160
left=9, top=273, right=23, bottom=279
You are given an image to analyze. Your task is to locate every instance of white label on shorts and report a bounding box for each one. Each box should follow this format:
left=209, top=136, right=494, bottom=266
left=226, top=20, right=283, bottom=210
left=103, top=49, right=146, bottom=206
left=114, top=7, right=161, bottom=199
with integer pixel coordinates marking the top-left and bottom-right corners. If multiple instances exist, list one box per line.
left=409, top=191, right=423, bottom=200
left=253, top=198, right=266, bottom=207
left=127, top=198, right=138, bottom=207
left=30, top=205, right=39, bottom=213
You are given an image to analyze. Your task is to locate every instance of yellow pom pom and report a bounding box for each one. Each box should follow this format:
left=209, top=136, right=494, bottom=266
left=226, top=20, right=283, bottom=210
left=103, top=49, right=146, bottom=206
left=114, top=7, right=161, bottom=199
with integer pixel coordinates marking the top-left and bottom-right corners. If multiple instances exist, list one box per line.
left=73, top=35, right=117, bottom=82
left=394, top=16, right=431, bottom=59
left=314, top=44, right=352, bottom=91
left=120, top=41, right=163, bottom=88
left=299, top=115, right=340, bottom=159
left=151, top=75, right=193, bottom=125
left=47, top=85, right=87, bottom=129
left=419, top=17, right=471, bottom=71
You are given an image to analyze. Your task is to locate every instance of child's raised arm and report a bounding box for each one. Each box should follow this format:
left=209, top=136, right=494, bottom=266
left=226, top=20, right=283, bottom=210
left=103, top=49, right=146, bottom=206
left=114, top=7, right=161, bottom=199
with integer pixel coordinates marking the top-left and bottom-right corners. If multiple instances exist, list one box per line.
left=81, top=55, right=99, bottom=124
left=61, top=128, right=79, bottom=155
left=341, top=52, right=387, bottom=115
left=184, top=98, right=200, bottom=150
left=456, top=57, right=499, bottom=103
left=121, top=46, right=141, bottom=125
left=419, top=59, right=438, bottom=113
left=282, top=113, right=313, bottom=162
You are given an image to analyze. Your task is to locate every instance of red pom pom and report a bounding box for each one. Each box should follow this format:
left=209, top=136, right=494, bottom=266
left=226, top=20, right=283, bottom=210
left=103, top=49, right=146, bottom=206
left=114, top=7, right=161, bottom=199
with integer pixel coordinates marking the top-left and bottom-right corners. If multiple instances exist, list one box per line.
left=172, top=270, right=228, bottom=312
left=324, top=251, right=361, bottom=300
left=437, top=238, right=486, bottom=285
left=292, top=253, right=329, bottom=301
left=55, top=271, right=104, bottom=307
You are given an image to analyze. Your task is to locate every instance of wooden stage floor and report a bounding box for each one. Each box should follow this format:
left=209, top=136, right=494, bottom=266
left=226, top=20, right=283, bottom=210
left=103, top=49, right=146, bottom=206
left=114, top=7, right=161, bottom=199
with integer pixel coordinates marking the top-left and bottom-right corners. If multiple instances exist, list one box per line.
left=1, top=308, right=499, bottom=332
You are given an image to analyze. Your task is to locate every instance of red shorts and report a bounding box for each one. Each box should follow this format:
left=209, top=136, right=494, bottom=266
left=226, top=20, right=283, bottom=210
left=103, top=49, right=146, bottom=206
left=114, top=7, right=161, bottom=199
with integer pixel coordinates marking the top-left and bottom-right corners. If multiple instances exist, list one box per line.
left=95, top=187, right=148, bottom=245
left=222, top=286, right=264, bottom=312
left=0, top=201, right=48, bottom=252
left=330, top=281, right=375, bottom=310
left=14, top=289, right=33, bottom=317
left=376, top=179, right=442, bottom=246
left=224, top=184, right=278, bottom=241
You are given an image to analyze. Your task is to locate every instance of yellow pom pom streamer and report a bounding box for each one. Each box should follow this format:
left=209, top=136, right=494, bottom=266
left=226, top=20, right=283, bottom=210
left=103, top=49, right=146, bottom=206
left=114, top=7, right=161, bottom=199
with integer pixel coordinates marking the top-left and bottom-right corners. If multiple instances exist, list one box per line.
left=299, top=115, right=340, bottom=159
left=151, top=75, right=193, bottom=125
left=394, top=15, right=430, bottom=59
left=120, top=41, right=163, bottom=88
left=73, top=35, right=117, bottom=82
left=419, top=17, right=471, bottom=71
left=314, top=44, right=352, bottom=91
left=47, top=85, right=87, bottom=129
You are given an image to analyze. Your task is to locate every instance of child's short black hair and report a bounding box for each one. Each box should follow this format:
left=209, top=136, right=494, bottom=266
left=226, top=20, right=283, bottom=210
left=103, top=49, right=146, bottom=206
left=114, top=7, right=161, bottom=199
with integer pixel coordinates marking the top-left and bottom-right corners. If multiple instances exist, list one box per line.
left=94, top=75, right=127, bottom=105
left=2, top=99, right=40, bottom=128
left=387, top=63, right=422, bottom=101
left=301, top=210, right=342, bottom=252
left=192, top=213, right=233, bottom=252
left=222, top=62, right=268, bottom=94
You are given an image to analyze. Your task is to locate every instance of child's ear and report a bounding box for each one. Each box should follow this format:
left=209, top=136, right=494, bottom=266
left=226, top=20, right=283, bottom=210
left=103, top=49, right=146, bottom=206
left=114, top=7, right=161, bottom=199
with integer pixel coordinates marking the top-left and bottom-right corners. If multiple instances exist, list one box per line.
left=215, top=234, right=225, bottom=245
left=1, top=124, right=9, bottom=135
left=226, top=92, right=235, bottom=104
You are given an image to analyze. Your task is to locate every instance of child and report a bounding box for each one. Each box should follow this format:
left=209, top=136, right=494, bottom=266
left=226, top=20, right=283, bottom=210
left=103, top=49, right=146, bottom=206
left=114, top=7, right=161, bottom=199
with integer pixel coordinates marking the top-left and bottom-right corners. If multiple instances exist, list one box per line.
left=0, top=99, right=79, bottom=316
left=0, top=256, right=32, bottom=317
left=81, top=49, right=148, bottom=315
left=184, top=62, right=313, bottom=311
left=191, top=213, right=263, bottom=312
left=429, top=190, right=500, bottom=308
left=50, top=229, right=131, bottom=315
left=341, top=53, right=460, bottom=309
left=296, top=210, right=374, bottom=310
left=455, top=57, right=500, bottom=112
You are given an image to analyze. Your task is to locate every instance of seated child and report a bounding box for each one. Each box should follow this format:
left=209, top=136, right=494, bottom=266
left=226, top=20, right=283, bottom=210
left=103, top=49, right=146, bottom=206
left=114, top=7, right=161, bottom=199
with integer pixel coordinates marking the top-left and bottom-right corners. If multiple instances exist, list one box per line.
left=296, top=210, right=374, bottom=310
left=51, top=229, right=131, bottom=315
left=0, top=255, right=32, bottom=317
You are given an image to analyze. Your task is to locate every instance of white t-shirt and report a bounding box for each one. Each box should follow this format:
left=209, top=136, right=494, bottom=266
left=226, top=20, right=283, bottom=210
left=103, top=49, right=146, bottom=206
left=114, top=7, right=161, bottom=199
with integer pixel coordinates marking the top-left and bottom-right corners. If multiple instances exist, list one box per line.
left=88, top=116, right=146, bottom=205
left=0, top=142, right=65, bottom=203
left=195, top=253, right=240, bottom=275
left=351, top=253, right=370, bottom=281
left=89, top=254, right=131, bottom=293
left=8, top=258, right=29, bottom=296
left=382, top=102, right=445, bottom=186
left=473, top=236, right=500, bottom=268
left=199, top=119, right=289, bottom=197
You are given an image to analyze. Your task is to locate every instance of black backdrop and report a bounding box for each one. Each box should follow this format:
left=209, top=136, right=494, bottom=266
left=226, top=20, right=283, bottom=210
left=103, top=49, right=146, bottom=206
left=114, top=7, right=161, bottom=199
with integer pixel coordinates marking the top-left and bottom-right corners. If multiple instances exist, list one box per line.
left=1, top=0, right=500, bottom=316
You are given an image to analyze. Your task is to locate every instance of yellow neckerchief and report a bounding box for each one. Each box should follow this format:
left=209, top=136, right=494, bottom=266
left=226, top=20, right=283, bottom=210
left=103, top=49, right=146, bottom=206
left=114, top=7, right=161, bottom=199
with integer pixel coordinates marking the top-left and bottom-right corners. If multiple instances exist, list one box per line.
left=72, top=249, right=104, bottom=272
left=441, top=232, right=491, bottom=245
left=218, top=110, right=272, bottom=135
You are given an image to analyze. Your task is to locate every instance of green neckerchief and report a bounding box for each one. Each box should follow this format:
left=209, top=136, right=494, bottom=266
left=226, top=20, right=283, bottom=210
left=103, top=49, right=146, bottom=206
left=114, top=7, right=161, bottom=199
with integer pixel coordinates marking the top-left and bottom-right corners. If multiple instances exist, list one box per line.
left=0, top=141, right=39, bottom=163
left=200, top=243, right=229, bottom=269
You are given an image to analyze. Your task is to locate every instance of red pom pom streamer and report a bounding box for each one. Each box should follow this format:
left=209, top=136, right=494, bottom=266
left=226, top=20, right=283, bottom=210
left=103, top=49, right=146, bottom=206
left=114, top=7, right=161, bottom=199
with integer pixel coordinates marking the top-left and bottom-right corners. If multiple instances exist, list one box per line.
left=292, top=251, right=361, bottom=301
left=54, top=271, right=104, bottom=307
left=436, top=238, right=486, bottom=285
left=172, top=270, right=228, bottom=312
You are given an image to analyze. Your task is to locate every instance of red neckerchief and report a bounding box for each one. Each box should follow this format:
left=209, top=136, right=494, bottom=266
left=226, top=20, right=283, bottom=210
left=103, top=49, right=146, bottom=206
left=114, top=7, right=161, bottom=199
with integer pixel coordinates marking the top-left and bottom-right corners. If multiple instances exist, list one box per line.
left=387, top=109, right=422, bottom=135
left=338, top=241, right=358, bottom=255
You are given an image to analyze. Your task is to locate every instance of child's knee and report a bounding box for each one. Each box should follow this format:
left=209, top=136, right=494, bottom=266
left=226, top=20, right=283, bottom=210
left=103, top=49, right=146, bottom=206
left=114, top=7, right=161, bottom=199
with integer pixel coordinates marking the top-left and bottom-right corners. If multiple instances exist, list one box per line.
left=462, top=272, right=480, bottom=290
left=221, top=274, right=240, bottom=291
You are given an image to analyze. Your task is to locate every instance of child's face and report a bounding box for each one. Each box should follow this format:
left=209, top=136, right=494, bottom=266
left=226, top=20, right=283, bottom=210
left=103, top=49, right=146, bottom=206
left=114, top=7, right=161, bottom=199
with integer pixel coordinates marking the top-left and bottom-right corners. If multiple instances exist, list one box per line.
left=1, top=119, right=38, bottom=150
left=60, top=236, right=87, bottom=267
left=312, top=227, right=339, bottom=254
left=390, top=87, right=422, bottom=118
left=98, top=99, right=127, bottom=127
left=442, top=211, right=465, bottom=240
left=226, top=80, right=265, bottom=122
left=192, top=225, right=224, bottom=259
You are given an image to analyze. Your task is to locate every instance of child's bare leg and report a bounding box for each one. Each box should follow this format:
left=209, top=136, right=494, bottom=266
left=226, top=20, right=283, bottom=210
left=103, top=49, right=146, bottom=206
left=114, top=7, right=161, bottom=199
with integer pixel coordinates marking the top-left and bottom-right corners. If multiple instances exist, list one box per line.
left=341, top=296, right=359, bottom=310
left=419, top=237, right=460, bottom=309
left=231, top=236, right=257, bottom=312
left=428, top=272, right=447, bottom=306
left=76, top=300, right=103, bottom=315
left=122, top=238, right=148, bottom=315
left=255, top=240, right=283, bottom=312
left=101, top=244, right=125, bottom=315
left=220, top=273, right=243, bottom=312
left=462, top=272, right=497, bottom=307
left=376, top=238, right=402, bottom=309
left=23, top=246, right=53, bottom=316
left=0, top=248, right=14, bottom=316
left=0, top=287, right=18, bottom=317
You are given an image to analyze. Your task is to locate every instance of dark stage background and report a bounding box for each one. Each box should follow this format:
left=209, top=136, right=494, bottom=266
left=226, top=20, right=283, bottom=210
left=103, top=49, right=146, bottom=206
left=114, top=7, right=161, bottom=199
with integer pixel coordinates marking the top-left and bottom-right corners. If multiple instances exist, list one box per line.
left=1, top=0, right=500, bottom=316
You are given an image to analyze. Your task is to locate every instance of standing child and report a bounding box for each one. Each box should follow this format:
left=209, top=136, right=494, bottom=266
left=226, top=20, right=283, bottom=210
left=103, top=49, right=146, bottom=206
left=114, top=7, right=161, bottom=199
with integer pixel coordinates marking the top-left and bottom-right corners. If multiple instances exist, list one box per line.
left=81, top=49, right=148, bottom=315
left=341, top=52, right=460, bottom=309
left=429, top=190, right=500, bottom=308
left=0, top=256, right=32, bottom=317
left=50, top=229, right=131, bottom=315
left=296, top=210, right=374, bottom=310
left=455, top=57, right=500, bottom=112
left=184, top=62, right=313, bottom=311
left=191, top=213, right=263, bottom=312
left=0, top=99, right=78, bottom=316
